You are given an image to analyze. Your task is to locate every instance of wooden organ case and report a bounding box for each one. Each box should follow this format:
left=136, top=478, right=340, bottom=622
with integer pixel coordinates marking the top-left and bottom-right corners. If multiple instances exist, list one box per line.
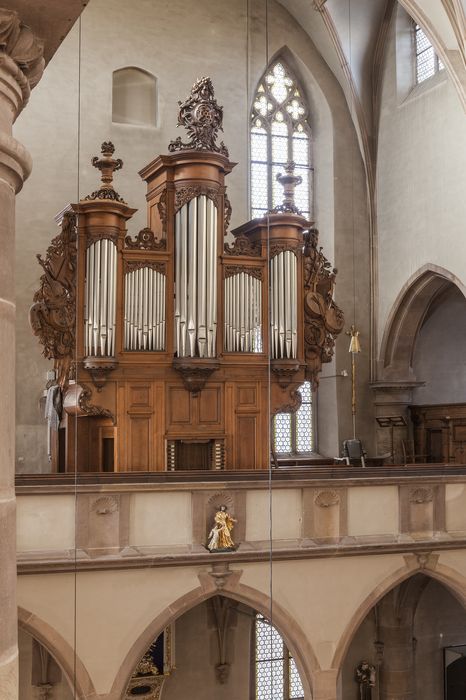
left=31, top=78, right=344, bottom=472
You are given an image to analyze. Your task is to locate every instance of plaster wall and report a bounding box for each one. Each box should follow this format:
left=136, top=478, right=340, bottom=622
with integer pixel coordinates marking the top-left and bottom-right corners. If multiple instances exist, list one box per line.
left=376, top=7, right=466, bottom=359
left=13, top=0, right=371, bottom=470
left=15, top=553, right=403, bottom=694
left=411, top=286, right=466, bottom=404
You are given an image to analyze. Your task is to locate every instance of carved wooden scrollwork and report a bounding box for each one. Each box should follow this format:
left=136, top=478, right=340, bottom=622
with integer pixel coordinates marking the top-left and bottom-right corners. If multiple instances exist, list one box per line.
left=273, top=388, right=302, bottom=415
left=224, top=265, right=262, bottom=280
left=269, top=241, right=302, bottom=258
left=174, top=185, right=218, bottom=213
left=78, top=383, right=115, bottom=423
left=157, top=189, right=167, bottom=235
left=224, top=233, right=262, bottom=257
left=29, top=211, right=77, bottom=388
left=302, top=227, right=344, bottom=390
left=224, top=193, right=232, bottom=233
left=168, top=77, right=229, bottom=156
left=124, top=260, right=167, bottom=275
left=86, top=230, right=119, bottom=247
left=125, top=227, right=166, bottom=250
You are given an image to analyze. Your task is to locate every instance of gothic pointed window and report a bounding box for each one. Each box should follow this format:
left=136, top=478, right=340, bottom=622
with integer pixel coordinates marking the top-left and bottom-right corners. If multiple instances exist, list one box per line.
left=250, top=60, right=311, bottom=219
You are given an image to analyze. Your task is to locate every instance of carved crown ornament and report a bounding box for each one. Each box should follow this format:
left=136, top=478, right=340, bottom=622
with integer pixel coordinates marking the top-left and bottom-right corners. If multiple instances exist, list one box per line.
left=83, top=141, right=126, bottom=203
left=168, top=77, right=229, bottom=156
left=0, top=9, right=45, bottom=88
left=302, top=227, right=344, bottom=390
left=29, top=211, right=77, bottom=388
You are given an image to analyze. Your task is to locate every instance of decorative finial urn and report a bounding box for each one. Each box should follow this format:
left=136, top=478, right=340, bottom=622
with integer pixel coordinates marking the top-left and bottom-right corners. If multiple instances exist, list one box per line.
left=271, top=161, right=302, bottom=215
left=168, top=77, right=229, bottom=156
left=83, top=141, right=126, bottom=203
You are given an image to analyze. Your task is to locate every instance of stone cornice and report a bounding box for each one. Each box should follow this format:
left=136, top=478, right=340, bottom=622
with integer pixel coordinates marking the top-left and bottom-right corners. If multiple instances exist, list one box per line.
left=15, top=469, right=466, bottom=494
left=16, top=538, right=466, bottom=575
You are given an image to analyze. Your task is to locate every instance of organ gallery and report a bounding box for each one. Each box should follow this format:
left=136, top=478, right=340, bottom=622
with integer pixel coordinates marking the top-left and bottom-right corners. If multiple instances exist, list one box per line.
left=30, top=77, right=343, bottom=472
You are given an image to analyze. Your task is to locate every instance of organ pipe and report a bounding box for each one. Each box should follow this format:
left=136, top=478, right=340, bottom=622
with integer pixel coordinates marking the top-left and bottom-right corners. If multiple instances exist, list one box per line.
left=175, top=195, right=217, bottom=358
left=124, top=266, right=166, bottom=351
left=224, top=271, right=262, bottom=353
left=84, top=238, right=117, bottom=357
left=270, top=250, right=297, bottom=359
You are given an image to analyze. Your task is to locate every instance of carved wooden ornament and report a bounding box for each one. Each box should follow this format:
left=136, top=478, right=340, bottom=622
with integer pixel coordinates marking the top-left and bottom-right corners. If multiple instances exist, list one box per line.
left=29, top=211, right=77, bottom=387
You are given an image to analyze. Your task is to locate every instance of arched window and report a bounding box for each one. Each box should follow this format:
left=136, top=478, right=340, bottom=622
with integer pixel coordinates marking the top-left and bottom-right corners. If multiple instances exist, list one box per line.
left=254, top=613, right=304, bottom=699
left=414, top=23, right=444, bottom=84
left=112, top=67, right=157, bottom=126
left=250, top=59, right=311, bottom=219
left=250, top=60, right=314, bottom=456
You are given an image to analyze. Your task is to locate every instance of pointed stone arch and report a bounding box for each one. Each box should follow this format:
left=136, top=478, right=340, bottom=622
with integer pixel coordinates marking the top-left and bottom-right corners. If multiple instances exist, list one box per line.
left=18, top=606, right=97, bottom=700
left=331, top=554, right=466, bottom=674
left=379, top=264, right=466, bottom=381
left=109, top=573, right=319, bottom=700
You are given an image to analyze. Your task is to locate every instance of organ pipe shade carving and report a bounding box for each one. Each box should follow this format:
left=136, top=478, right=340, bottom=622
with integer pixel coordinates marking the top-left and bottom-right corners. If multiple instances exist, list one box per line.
left=224, top=272, right=262, bottom=352
left=84, top=239, right=117, bottom=357
left=124, top=266, right=166, bottom=351
left=270, top=251, right=298, bottom=359
left=175, top=195, right=217, bottom=358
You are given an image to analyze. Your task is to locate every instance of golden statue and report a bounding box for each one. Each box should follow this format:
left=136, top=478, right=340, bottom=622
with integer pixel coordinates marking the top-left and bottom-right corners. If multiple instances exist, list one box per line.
left=207, top=505, right=237, bottom=551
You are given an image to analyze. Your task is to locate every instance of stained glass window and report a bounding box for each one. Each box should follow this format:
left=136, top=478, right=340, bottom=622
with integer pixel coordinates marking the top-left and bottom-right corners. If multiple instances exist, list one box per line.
left=255, top=614, right=304, bottom=700
left=251, top=60, right=311, bottom=219
left=273, top=381, right=313, bottom=455
left=415, top=24, right=444, bottom=84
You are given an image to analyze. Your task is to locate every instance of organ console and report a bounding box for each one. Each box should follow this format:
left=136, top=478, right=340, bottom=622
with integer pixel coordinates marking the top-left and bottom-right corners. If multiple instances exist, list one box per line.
left=30, top=77, right=344, bottom=472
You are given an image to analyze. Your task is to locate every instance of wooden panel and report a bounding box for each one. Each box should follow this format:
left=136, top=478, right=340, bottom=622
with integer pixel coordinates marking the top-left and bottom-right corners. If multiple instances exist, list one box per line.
left=454, top=425, right=466, bottom=442
left=167, top=386, right=191, bottom=425
left=235, top=415, right=256, bottom=469
left=199, top=386, right=222, bottom=425
left=129, top=417, right=151, bottom=470
left=128, top=383, right=152, bottom=410
left=236, top=384, right=258, bottom=410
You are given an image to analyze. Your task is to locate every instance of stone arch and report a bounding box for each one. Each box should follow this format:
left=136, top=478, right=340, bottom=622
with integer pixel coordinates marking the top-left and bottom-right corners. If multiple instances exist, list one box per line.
left=331, top=555, right=466, bottom=673
left=379, top=264, right=466, bottom=380
left=109, top=576, right=319, bottom=700
left=18, top=606, right=97, bottom=700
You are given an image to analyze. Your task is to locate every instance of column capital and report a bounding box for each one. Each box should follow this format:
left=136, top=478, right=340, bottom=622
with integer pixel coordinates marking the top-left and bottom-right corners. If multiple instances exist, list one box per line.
left=0, top=8, right=45, bottom=90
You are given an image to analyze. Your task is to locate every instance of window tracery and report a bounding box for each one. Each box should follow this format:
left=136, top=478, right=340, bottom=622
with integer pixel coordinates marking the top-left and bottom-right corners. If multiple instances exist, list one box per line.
left=250, top=60, right=311, bottom=219
left=254, top=614, right=304, bottom=700
left=273, top=381, right=313, bottom=455
left=414, top=24, right=444, bottom=84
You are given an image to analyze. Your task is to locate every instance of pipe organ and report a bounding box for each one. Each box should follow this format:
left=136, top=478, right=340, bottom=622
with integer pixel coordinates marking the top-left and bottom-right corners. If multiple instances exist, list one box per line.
left=30, top=77, right=344, bottom=473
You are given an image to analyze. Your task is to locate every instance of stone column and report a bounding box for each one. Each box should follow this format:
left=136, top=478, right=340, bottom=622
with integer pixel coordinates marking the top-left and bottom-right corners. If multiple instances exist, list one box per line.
left=0, top=9, right=44, bottom=699
left=312, top=669, right=338, bottom=700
